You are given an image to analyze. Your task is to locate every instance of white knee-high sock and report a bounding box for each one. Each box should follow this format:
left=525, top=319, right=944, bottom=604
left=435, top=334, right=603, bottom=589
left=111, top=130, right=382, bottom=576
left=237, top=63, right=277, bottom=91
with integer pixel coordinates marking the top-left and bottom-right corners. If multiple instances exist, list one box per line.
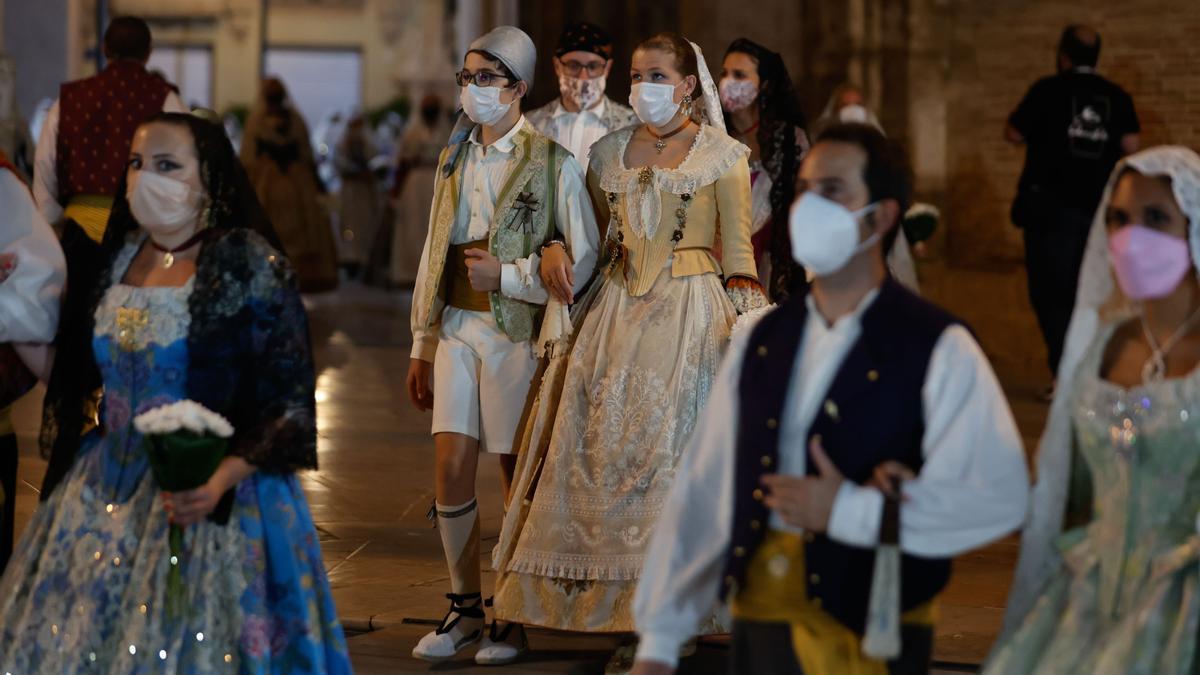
left=436, top=498, right=481, bottom=598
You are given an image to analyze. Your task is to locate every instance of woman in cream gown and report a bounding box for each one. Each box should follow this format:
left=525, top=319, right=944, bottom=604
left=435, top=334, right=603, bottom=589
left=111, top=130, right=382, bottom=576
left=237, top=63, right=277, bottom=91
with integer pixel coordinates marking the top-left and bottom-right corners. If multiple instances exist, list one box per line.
left=491, top=33, right=766, bottom=640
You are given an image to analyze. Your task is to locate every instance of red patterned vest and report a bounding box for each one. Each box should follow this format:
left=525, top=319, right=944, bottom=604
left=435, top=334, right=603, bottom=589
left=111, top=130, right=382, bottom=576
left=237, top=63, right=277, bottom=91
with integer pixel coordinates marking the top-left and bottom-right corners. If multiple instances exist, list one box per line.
left=55, top=60, right=173, bottom=199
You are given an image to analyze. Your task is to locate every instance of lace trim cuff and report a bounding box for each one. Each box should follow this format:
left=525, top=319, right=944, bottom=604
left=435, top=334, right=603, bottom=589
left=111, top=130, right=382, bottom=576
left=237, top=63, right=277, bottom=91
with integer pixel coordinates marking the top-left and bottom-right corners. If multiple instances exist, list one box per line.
left=725, top=280, right=768, bottom=315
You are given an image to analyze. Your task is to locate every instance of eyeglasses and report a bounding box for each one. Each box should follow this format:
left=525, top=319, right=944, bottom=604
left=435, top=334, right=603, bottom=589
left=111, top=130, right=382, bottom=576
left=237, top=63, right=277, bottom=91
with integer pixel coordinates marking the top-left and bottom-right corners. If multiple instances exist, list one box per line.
left=559, top=60, right=606, bottom=77
left=456, top=69, right=513, bottom=88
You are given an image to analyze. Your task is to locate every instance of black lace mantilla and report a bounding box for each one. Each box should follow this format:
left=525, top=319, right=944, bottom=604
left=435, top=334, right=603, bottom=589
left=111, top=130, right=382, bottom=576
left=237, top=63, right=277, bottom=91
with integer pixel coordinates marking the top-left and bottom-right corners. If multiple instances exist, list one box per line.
left=41, top=228, right=318, bottom=496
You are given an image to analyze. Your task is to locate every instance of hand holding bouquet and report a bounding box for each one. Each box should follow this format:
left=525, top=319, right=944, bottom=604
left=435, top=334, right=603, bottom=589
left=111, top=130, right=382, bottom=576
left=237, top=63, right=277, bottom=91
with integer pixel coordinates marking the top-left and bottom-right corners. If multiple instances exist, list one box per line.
left=134, top=400, right=234, bottom=617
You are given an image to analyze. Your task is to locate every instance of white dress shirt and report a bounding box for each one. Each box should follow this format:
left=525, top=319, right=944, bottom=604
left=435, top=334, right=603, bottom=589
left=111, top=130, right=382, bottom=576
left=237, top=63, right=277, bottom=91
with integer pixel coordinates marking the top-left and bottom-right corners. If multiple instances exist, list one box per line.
left=632, top=289, right=1030, bottom=667
left=410, top=116, right=600, bottom=361
left=33, top=90, right=187, bottom=225
left=0, top=170, right=66, bottom=343
left=542, top=98, right=612, bottom=174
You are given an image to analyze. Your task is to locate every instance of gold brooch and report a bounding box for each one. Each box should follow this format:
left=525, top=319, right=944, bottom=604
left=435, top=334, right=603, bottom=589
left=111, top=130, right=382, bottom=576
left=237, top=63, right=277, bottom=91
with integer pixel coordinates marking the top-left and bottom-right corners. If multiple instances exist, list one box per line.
left=116, top=307, right=149, bottom=352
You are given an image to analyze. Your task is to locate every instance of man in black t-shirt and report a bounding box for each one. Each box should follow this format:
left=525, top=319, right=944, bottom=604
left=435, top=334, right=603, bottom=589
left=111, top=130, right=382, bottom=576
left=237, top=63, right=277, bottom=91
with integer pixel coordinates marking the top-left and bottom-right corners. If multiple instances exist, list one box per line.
left=1006, top=25, right=1140, bottom=388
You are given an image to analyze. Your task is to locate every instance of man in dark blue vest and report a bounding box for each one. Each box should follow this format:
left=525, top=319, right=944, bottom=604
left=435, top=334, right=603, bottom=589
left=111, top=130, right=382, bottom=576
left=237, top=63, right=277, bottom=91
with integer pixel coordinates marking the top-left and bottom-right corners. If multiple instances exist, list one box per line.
left=630, top=123, right=1029, bottom=675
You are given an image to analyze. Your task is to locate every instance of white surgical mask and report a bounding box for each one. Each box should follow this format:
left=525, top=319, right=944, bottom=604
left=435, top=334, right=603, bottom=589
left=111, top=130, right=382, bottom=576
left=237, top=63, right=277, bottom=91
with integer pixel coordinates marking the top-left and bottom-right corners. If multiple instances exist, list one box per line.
left=629, top=82, right=681, bottom=128
left=127, top=170, right=203, bottom=235
left=788, top=192, right=880, bottom=277
left=719, top=77, right=758, bottom=113
left=559, top=74, right=606, bottom=110
left=460, top=83, right=513, bottom=126
left=838, top=104, right=870, bottom=124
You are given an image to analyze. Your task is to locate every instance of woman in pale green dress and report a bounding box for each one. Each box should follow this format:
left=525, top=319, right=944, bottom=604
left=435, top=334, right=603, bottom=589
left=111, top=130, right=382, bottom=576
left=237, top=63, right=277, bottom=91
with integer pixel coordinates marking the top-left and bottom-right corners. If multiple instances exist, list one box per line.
left=987, top=146, right=1200, bottom=674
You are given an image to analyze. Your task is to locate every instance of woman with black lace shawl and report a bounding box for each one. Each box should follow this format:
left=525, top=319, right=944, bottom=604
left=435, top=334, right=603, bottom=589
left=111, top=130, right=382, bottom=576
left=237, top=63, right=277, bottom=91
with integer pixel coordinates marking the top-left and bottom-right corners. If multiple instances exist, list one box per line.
left=720, top=38, right=810, bottom=302
left=0, top=113, right=351, bottom=672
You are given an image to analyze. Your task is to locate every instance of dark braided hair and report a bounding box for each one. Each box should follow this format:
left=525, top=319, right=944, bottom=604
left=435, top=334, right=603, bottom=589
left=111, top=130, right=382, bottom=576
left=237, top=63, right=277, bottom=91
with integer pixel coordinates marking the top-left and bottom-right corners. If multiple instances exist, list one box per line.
left=722, top=38, right=809, bottom=301
left=40, top=113, right=281, bottom=494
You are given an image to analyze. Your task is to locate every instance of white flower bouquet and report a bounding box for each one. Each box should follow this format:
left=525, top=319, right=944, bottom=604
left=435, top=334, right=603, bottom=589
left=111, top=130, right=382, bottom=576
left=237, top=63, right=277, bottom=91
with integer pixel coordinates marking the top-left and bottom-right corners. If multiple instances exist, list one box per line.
left=134, top=400, right=234, bottom=616
left=134, top=400, right=234, bottom=438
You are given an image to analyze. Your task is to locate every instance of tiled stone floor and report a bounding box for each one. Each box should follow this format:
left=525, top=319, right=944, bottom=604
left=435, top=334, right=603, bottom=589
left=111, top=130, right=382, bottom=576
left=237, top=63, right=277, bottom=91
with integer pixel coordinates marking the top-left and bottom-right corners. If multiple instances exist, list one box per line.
left=8, top=276, right=1048, bottom=673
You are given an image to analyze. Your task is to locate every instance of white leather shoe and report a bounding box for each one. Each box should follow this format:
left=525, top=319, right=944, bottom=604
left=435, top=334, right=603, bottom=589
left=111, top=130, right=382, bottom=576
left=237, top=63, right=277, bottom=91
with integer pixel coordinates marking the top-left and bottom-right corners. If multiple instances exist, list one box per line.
left=411, top=593, right=485, bottom=662
left=474, top=621, right=527, bottom=666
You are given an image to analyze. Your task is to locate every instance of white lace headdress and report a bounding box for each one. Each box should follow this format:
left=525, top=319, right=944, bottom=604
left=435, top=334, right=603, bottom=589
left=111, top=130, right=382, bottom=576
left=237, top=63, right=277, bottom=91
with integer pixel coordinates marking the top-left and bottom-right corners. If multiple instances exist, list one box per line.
left=688, top=40, right=724, bottom=133
left=1002, top=145, right=1200, bottom=632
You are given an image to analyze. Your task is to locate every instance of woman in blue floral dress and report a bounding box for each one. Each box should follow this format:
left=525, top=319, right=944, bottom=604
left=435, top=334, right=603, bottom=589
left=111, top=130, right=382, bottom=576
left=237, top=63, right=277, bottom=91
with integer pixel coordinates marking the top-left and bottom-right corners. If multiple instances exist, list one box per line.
left=0, top=113, right=351, bottom=673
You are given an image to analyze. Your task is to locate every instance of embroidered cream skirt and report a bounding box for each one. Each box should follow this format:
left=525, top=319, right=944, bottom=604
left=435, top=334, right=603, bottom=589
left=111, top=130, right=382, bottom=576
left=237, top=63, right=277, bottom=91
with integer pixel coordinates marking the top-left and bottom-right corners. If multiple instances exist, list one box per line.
left=492, top=265, right=735, bottom=632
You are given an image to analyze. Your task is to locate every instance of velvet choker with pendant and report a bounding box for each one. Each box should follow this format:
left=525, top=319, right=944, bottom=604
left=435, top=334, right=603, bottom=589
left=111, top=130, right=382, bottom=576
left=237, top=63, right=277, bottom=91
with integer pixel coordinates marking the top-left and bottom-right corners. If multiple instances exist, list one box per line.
left=150, top=228, right=212, bottom=269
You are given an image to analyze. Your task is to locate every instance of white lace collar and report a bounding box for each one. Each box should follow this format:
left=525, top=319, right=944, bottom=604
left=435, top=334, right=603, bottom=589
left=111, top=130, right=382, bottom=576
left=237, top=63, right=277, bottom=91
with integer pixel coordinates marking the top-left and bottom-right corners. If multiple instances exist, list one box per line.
left=593, top=124, right=749, bottom=240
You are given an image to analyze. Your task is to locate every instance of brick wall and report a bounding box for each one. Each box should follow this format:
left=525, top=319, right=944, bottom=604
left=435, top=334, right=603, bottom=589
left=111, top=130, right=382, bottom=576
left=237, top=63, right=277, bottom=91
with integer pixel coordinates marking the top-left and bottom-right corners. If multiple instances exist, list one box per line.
left=928, top=0, right=1200, bottom=372
left=944, top=0, right=1200, bottom=266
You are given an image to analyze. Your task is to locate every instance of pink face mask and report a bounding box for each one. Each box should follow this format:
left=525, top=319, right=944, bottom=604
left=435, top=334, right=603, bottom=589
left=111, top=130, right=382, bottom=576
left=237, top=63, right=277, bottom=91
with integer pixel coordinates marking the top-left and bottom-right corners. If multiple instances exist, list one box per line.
left=1108, top=224, right=1193, bottom=300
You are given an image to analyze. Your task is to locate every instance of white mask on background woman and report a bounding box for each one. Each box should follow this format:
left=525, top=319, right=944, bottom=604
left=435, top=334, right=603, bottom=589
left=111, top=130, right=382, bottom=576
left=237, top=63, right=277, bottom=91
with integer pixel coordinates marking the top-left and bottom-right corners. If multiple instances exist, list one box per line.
left=629, top=82, right=682, bottom=127
left=839, top=104, right=870, bottom=124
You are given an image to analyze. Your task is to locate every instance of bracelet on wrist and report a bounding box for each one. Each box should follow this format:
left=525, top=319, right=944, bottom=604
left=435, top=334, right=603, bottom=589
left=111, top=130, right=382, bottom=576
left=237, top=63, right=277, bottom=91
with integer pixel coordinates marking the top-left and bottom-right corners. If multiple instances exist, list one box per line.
left=539, top=239, right=567, bottom=256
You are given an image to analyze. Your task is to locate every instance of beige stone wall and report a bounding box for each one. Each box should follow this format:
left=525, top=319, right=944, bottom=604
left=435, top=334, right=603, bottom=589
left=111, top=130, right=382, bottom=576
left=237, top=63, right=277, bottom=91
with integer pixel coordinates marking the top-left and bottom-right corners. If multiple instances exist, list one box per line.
left=107, top=0, right=456, bottom=114
left=265, top=0, right=456, bottom=111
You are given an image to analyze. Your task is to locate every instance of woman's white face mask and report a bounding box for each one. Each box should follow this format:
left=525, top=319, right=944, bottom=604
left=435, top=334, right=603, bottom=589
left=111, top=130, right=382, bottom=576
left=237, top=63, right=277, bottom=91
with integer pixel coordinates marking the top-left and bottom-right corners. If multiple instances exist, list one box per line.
left=125, top=123, right=205, bottom=242
left=127, top=171, right=204, bottom=234
left=839, top=104, right=870, bottom=124
left=629, top=81, right=682, bottom=128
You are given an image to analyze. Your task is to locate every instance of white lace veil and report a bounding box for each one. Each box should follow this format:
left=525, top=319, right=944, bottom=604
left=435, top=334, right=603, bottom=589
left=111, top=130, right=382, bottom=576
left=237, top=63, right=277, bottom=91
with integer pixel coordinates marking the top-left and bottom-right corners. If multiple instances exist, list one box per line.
left=688, top=40, right=725, bottom=133
left=1002, top=146, right=1200, bottom=633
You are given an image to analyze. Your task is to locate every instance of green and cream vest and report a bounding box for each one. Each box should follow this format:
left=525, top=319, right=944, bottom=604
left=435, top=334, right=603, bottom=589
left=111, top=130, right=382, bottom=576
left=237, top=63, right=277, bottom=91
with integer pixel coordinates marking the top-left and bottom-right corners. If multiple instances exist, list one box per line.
left=414, top=124, right=566, bottom=344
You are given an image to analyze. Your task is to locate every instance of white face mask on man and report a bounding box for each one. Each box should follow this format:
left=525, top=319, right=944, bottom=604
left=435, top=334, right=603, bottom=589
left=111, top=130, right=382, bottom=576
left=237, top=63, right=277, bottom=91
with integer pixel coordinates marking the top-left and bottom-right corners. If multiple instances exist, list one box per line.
left=788, top=192, right=881, bottom=277
left=629, top=82, right=682, bottom=128
left=127, top=170, right=204, bottom=237
left=460, top=83, right=513, bottom=126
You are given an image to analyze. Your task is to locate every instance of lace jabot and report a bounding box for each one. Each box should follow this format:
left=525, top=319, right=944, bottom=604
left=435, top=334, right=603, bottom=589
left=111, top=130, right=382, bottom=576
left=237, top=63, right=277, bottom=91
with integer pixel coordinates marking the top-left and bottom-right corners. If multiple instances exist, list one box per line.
left=593, top=125, right=750, bottom=240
